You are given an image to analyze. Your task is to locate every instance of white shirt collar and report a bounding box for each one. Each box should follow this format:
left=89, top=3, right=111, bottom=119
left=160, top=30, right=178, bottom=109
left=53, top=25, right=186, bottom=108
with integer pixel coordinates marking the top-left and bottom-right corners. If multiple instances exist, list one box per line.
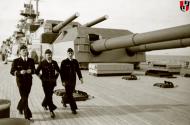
left=46, top=59, right=52, bottom=63
left=68, top=58, right=73, bottom=61
left=21, top=56, right=28, bottom=61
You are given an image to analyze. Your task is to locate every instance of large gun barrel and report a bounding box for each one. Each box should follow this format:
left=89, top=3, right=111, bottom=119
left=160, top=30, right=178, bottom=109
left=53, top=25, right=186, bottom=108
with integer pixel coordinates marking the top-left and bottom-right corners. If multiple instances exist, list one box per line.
left=83, top=15, right=108, bottom=27
left=127, top=38, right=190, bottom=53
left=90, top=24, right=190, bottom=52
left=53, top=12, right=79, bottom=32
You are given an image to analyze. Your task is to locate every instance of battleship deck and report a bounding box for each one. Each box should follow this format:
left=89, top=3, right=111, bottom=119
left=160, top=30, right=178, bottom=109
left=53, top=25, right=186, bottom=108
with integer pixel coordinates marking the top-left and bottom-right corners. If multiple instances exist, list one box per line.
left=0, top=63, right=190, bottom=125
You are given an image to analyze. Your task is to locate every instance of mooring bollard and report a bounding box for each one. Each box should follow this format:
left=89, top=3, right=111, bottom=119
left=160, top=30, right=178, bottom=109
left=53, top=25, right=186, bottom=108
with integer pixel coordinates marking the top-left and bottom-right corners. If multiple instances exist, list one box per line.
left=0, top=99, right=11, bottom=118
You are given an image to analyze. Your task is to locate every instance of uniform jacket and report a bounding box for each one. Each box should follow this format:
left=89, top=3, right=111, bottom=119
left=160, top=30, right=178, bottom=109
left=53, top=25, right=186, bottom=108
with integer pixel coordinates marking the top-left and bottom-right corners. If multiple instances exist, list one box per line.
left=60, top=58, right=82, bottom=85
left=10, top=57, right=35, bottom=86
left=36, top=59, right=59, bottom=85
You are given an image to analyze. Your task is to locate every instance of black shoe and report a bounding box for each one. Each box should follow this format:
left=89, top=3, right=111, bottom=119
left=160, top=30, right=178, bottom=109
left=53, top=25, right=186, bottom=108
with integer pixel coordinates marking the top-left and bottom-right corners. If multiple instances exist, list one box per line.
left=72, top=110, right=77, bottom=114
left=43, top=106, right=48, bottom=110
left=26, top=117, right=30, bottom=120
left=26, top=118, right=34, bottom=122
left=25, top=117, right=33, bottom=121
left=50, top=111, right=55, bottom=118
left=18, top=110, right=23, bottom=115
left=63, top=103, right=67, bottom=107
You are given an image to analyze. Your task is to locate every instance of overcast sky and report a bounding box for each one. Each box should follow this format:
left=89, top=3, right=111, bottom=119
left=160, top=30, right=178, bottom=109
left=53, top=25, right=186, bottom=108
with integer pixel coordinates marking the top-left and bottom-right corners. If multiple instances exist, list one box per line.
left=0, top=0, right=190, bottom=55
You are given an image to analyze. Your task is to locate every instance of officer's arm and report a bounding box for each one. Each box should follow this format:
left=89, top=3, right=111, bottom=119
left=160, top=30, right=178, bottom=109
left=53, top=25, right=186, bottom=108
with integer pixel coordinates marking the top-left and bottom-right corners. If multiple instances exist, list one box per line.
left=10, top=59, right=20, bottom=76
left=35, top=62, right=42, bottom=77
left=31, top=59, right=36, bottom=74
left=10, top=59, right=16, bottom=76
left=55, top=61, right=60, bottom=78
left=60, top=61, right=65, bottom=83
left=75, top=60, right=82, bottom=79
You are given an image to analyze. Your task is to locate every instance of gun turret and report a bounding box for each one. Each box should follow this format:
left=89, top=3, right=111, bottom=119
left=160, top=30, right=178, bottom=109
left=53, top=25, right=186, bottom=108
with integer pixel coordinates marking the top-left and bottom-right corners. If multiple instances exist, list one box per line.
left=29, top=9, right=190, bottom=69
left=83, top=15, right=108, bottom=27
left=90, top=24, right=190, bottom=53
left=52, top=13, right=80, bottom=32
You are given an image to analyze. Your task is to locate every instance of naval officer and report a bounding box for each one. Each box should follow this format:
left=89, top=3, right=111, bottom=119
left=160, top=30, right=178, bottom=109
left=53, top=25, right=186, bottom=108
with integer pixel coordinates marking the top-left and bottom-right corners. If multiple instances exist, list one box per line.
left=60, top=48, right=83, bottom=114
left=35, top=49, right=59, bottom=118
left=10, top=45, right=35, bottom=120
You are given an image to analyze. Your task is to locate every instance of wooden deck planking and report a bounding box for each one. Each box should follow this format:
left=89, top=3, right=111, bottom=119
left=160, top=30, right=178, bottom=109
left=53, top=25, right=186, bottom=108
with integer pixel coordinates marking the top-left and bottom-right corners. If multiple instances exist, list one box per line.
left=98, top=75, right=190, bottom=124
left=0, top=63, right=190, bottom=125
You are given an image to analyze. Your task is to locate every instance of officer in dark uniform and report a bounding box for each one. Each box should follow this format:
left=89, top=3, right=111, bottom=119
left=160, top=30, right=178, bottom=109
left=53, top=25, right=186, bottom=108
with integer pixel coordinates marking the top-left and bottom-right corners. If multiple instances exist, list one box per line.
left=35, top=49, right=59, bottom=118
left=10, top=45, right=35, bottom=120
left=60, top=48, right=83, bottom=114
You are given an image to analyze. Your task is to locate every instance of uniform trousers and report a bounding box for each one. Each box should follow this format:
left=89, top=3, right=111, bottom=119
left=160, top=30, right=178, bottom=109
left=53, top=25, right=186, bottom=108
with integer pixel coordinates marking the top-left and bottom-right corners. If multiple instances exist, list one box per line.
left=64, top=83, right=77, bottom=111
left=42, top=82, right=57, bottom=111
left=17, top=82, right=32, bottom=119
